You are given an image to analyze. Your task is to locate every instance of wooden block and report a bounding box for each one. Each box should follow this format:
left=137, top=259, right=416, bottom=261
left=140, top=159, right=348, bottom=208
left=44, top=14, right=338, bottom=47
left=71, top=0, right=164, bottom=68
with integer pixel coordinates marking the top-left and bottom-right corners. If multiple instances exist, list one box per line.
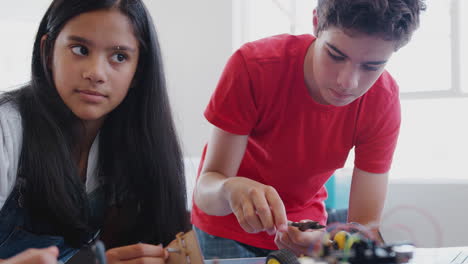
left=166, top=230, right=205, bottom=264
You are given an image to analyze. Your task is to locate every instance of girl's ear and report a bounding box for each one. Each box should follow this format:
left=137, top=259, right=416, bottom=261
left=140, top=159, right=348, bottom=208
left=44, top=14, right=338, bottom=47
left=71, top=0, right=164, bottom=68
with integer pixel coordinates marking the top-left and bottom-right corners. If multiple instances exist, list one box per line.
left=40, top=34, right=48, bottom=55
left=40, top=34, right=52, bottom=69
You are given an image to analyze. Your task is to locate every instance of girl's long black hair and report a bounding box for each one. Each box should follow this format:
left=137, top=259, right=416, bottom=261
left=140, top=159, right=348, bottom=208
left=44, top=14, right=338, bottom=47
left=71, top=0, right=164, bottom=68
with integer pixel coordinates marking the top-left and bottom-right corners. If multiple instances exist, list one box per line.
left=1, top=0, right=188, bottom=247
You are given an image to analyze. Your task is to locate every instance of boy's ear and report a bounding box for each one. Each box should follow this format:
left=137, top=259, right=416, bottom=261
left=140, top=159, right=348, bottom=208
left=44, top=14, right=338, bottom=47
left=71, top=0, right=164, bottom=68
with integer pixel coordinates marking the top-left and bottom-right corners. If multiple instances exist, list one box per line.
left=312, top=9, right=319, bottom=37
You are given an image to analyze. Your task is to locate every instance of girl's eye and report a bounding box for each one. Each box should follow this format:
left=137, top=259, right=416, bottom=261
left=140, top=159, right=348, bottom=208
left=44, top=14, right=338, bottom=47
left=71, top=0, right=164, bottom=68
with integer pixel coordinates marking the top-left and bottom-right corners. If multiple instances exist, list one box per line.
left=111, top=53, right=127, bottom=63
left=71, top=46, right=88, bottom=56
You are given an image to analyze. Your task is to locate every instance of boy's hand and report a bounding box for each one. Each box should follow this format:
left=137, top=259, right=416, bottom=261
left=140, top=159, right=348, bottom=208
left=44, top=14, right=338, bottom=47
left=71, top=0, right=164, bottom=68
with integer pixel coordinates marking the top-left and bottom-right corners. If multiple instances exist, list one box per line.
left=223, top=177, right=288, bottom=235
left=275, top=222, right=326, bottom=256
left=1, top=247, right=59, bottom=264
left=106, top=243, right=168, bottom=264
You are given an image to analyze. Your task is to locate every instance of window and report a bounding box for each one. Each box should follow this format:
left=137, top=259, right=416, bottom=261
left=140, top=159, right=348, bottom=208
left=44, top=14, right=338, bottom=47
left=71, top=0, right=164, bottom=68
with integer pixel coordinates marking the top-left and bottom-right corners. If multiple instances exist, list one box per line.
left=386, top=1, right=452, bottom=97
left=233, top=0, right=317, bottom=51
left=461, top=0, right=468, bottom=94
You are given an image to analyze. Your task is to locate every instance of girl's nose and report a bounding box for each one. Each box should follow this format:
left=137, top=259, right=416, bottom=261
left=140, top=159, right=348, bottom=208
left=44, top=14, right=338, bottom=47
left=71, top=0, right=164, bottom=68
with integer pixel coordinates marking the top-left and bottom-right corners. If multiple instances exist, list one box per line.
left=82, top=56, right=107, bottom=84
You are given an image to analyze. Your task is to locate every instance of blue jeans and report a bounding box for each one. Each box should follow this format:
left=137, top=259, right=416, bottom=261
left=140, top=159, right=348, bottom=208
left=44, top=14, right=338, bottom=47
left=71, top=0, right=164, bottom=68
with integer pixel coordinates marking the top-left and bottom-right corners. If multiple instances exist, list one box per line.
left=0, top=180, right=104, bottom=263
left=194, top=226, right=273, bottom=259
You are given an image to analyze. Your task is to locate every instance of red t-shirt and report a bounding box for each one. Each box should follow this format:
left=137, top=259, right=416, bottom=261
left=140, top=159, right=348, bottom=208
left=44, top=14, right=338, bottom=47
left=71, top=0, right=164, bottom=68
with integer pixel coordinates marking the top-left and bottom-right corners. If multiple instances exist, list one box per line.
left=192, top=34, right=401, bottom=250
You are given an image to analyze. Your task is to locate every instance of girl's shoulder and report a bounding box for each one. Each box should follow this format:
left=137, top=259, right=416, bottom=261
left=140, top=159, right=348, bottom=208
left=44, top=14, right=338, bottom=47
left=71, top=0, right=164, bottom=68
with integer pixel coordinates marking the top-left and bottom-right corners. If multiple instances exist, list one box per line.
left=0, top=100, right=22, bottom=136
left=0, top=99, right=23, bottom=210
left=0, top=100, right=21, bottom=116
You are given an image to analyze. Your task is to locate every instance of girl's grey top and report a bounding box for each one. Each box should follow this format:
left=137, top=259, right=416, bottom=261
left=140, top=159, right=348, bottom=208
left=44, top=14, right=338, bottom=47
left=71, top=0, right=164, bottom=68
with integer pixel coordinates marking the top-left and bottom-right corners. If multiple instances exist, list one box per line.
left=0, top=102, right=100, bottom=209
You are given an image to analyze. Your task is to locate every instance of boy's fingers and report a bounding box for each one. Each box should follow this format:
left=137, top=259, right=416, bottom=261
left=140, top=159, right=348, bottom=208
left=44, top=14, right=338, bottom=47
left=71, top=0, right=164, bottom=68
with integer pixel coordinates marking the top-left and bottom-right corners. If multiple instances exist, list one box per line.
left=275, top=232, right=297, bottom=254
left=289, top=228, right=326, bottom=247
left=275, top=232, right=310, bottom=256
left=242, top=201, right=263, bottom=232
left=252, top=193, right=274, bottom=232
left=265, top=190, right=287, bottom=231
left=233, top=206, right=256, bottom=233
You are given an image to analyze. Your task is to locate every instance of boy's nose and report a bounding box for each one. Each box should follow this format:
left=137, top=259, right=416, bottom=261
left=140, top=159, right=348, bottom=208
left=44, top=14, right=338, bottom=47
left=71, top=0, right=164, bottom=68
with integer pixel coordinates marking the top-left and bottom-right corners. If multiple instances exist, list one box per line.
left=337, top=65, right=359, bottom=91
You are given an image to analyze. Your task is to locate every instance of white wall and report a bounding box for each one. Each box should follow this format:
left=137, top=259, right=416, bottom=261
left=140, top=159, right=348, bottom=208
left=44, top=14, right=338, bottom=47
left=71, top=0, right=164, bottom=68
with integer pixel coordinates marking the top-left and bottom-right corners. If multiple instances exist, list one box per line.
left=146, top=1, right=233, bottom=157
left=0, top=1, right=51, bottom=89
left=145, top=1, right=233, bottom=210
left=382, top=180, right=468, bottom=247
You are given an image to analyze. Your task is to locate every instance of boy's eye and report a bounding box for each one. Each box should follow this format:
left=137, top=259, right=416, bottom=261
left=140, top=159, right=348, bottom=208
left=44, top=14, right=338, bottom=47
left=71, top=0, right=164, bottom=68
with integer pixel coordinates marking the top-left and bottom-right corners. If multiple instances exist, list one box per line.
left=327, top=50, right=345, bottom=62
left=111, top=53, right=127, bottom=63
left=362, top=64, right=380, bottom=72
left=71, top=46, right=88, bottom=56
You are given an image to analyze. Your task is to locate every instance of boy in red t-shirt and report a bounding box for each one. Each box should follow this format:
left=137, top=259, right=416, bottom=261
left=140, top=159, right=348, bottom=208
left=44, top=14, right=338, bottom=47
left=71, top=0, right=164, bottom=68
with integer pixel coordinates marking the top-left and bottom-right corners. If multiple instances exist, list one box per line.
left=192, top=0, right=426, bottom=259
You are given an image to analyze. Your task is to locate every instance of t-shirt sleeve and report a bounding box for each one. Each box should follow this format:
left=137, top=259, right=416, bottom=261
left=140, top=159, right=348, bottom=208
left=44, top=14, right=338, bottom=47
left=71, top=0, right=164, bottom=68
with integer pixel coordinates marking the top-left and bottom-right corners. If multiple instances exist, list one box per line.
left=354, top=87, right=401, bottom=174
left=0, top=104, right=22, bottom=209
left=204, top=49, right=258, bottom=135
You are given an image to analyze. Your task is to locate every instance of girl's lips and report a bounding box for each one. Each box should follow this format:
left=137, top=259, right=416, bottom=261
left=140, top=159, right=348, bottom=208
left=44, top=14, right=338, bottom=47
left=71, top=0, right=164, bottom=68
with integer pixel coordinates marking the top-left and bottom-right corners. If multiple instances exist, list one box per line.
left=79, top=90, right=106, bottom=97
left=77, top=90, right=107, bottom=103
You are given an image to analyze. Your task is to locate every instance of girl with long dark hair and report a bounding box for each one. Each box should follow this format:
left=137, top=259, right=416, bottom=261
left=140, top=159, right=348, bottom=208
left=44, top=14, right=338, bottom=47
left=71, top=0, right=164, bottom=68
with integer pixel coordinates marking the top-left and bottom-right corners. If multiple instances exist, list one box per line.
left=0, top=0, right=188, bottom=262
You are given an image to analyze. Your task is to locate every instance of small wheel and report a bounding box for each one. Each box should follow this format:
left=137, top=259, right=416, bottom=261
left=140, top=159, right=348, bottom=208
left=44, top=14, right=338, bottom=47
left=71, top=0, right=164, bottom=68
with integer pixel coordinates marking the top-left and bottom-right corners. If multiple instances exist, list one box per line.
left=266, top=249, right=300, bottom=264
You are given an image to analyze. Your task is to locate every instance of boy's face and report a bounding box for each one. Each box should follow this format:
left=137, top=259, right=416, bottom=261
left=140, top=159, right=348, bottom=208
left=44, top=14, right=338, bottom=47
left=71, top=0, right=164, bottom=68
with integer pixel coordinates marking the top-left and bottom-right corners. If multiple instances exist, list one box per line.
left=47, top=9, right=139, bottom=124
left=308, top=27, right=395, bottom=106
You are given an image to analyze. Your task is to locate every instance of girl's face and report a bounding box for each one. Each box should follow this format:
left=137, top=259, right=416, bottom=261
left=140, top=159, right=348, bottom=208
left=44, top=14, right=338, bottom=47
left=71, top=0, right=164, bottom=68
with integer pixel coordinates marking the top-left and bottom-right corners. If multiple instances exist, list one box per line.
left=49, top=9, right=139, bottom=124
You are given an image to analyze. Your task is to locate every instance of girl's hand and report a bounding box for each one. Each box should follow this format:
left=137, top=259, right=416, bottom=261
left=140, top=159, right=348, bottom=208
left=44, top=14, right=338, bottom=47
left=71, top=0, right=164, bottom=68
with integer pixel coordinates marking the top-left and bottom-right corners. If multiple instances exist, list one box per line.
left=275, top=223, right=325, bottom=256
left=106, top=243, right=169, bottom=264
left=223, top=177, right=288, bottom=235
left=1, top=247, right=59, bottom=264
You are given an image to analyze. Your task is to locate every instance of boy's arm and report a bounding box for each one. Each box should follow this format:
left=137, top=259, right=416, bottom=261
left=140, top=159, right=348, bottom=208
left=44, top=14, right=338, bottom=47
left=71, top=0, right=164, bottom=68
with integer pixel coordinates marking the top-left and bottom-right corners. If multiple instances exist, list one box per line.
left=348, top=167, right=389, bottom=243
left=194, top=126, right=288, bottom=234
left=194, top=126, right=248, bottom=216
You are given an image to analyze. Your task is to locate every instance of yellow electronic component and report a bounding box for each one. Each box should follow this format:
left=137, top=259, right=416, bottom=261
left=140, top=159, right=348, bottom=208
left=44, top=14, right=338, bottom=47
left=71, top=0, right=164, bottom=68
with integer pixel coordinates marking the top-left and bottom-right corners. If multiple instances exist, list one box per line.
left=334, top=230, right=349, bottom=250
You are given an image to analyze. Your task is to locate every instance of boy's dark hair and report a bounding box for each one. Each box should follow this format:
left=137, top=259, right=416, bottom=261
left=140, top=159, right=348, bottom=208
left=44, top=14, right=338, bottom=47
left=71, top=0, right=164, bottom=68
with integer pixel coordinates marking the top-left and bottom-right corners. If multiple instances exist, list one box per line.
left=1, top=0, right=188, bottom=248
left=316, top=0, right=426, bottom=49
